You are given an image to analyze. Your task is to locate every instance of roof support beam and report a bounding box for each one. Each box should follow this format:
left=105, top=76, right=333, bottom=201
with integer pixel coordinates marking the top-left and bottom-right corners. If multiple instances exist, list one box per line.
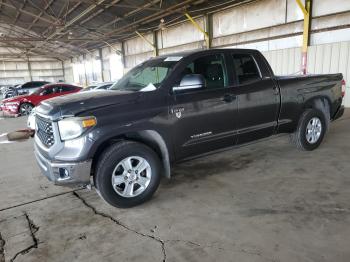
left=13, top=0, right=27, bottom=26
left=79, top=0, right=121, bottom=25
left=75, top=0, right=196, bottom=49
left=26, top=0, right=55, bottom=31
left=0, top=1, right=56, bottom=24
left=26, top=0, right=108, bottom=55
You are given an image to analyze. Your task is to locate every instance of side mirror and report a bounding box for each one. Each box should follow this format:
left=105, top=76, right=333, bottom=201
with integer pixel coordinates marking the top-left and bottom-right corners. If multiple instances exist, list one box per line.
left=173, top=74, right=205, bottom=92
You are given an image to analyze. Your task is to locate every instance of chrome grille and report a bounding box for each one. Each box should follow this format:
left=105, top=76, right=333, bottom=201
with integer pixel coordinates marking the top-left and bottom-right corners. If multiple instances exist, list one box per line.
left=36, top=115, right=55, bottom=147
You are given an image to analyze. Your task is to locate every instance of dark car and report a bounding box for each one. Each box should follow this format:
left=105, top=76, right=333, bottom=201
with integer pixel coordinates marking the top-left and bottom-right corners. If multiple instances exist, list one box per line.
left=33, top=49, right=345, bottom=208
left=4, top=81, right=50, bottom=98
left=2, top=84, right=20, bottom=99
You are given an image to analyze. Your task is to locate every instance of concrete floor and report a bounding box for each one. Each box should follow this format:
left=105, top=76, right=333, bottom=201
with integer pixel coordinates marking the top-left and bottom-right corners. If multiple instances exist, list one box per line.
left=0, top=111, right=350, bottom=262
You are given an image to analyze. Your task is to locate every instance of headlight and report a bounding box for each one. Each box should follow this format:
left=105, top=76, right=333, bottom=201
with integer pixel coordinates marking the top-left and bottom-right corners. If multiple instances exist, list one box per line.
left=5, top=102, right=19, bottom=106
left=58, top=116, right=97, bottom=141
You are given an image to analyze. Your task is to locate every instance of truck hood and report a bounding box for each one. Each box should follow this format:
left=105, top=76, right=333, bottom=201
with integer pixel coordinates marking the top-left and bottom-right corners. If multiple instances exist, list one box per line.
left=36, top=90, right=141, bottom=120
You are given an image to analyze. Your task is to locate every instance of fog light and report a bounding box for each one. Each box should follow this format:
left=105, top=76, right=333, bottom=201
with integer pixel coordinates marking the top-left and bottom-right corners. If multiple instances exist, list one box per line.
left=59, top=168, right=70, bottom=179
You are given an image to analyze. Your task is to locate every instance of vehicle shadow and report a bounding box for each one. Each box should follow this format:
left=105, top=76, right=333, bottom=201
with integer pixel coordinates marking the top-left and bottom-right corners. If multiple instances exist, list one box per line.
left=160, top=134, right=292, bottom=189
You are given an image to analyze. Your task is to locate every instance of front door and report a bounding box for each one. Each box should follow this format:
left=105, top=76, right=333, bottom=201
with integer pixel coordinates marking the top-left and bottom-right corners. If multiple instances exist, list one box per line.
left=170, top=53, right=238, bottom=160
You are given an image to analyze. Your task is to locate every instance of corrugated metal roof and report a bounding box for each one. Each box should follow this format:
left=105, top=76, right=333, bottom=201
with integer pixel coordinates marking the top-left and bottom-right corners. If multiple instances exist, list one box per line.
left=0, top=0, right=252, bottom=60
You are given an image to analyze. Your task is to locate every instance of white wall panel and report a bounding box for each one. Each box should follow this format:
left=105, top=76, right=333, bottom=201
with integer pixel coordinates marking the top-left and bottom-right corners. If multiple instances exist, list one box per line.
left=338, top=42, right=349, bottom=82
left=157, top=18, right=205, bottom=49
left=212, top=22, right=304, bottom=49
left=159, top=42, right=204, bottom=56
left=308, top=42, right=350, bottom=106
left=262, top=47, right=302, bottom=75
left=124, top=33, right=154, bottom=56
left=0, top=59, right=64, bottom=85
left=264, top=42, right=350, bottom=106
left=124, top=52, right=153, bottom=69
left=286, top=0, right=304, bottom=22
left=329, top=43, right=341, bottom=74
left=213, top=0, right=285, bottom=38
left=312, top=0, right=350, bottom=17
left=311, top=28, right=350, bottom=46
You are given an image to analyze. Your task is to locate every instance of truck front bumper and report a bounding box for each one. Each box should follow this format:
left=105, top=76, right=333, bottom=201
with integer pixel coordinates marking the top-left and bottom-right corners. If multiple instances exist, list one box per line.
left=34, top=144, right=92, bottom=187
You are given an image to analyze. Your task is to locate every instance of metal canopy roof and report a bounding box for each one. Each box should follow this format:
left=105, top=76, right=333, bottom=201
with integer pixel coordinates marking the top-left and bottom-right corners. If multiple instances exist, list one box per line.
left=0, top=0, right=251, bottom=60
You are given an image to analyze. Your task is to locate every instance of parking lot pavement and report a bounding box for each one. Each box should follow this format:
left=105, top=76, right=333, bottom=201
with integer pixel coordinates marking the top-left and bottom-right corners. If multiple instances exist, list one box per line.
left=1, top=111, right=350, bottom=262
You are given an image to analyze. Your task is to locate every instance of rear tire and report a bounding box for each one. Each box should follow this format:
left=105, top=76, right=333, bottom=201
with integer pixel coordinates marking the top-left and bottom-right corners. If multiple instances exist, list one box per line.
left=95, top=141, right=161, bottom=208
left=290, top=108, right=327, bottom=151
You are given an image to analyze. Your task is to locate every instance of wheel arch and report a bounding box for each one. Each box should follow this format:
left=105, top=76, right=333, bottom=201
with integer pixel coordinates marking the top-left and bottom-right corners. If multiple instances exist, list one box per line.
left=19, top=101, right=35, bottom=114
left=19, top=101, right=35, bottom=107
left=302, top=96, right=331, bottom=131
left=91, top=130, right=171, bottom=180
left=303, top=96, right=331, bottom=116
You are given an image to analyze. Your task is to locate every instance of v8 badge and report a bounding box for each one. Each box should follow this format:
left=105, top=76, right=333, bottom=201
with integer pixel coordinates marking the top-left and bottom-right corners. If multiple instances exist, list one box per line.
left=171, top=107, right=185, bottom=119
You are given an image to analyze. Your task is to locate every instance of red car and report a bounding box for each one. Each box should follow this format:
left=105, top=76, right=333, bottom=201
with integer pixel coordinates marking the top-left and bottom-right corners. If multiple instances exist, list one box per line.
left=0, top=83, right=82, bottom=116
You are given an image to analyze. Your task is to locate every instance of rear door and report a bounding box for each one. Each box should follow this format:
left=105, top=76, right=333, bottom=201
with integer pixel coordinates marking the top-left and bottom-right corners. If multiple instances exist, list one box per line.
left=170, top=53, right=238, bottom=160
left=230, top=52, right=280, bottom=144
left=58, top=85, right=79, bottom=95
left=40, top=86, right=57, bottom=100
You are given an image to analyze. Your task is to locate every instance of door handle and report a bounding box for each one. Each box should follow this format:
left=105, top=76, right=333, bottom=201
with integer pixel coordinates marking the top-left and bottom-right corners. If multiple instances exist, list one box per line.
left=223, top=94, right=237, bottom=103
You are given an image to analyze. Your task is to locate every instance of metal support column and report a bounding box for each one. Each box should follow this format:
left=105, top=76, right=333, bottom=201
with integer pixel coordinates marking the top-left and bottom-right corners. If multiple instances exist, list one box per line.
left=99, top=48, right=105, bottom=82
left=121, top=41, right=126, bottom=74
left=60, top=60, right=65, bottom=82
left=153, top=31, right=159, bottom=57
left=83, top=54, right=88, bottom=86
left=27, top=56, right=33, bottom=81
left=205, top=13, right=213, bottom=49
left=185, top=12, right=210, bottom=49
left=296, top=0, right=312, bottom=75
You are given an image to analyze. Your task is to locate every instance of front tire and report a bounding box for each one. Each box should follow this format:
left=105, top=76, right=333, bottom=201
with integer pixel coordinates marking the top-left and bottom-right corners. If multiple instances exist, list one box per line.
left=290, top=108, right=327, bottom=151
left=19, top=103, right=34, bottom=116
left=95, top=141, right=161, bottom=208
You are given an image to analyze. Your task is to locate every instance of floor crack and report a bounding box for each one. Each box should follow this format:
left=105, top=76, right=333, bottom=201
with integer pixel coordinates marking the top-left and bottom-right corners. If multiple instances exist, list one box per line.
left=10, top=212, right=39, bottom=262
left=73, top=192, right=166, bottom=262
left=0, top=232, right=5, bottom=262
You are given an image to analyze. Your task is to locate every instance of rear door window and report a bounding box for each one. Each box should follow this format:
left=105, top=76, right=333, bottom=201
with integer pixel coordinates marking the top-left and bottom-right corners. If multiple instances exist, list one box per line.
left=41, top=86, right=54, bottom=95
left=22, top=82, right=34, bottom=88
left=232, top=54, right=261, bottom=85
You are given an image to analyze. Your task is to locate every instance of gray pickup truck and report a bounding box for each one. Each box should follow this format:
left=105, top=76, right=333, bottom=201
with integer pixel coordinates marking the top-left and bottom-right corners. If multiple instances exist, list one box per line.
left=33, top=49, right=345, bottom=208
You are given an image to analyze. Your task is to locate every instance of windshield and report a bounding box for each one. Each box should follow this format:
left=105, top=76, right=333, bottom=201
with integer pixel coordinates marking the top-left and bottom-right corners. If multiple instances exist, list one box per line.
left=110, top=58, right=178, bottom=92
left=82, top=85, right=97, bottom=91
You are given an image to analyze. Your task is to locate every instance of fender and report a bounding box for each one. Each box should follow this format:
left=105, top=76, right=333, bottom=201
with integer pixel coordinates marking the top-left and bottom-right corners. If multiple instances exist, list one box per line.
left=90, top=129, right=172, bottom=179
left=133, top=130, right=171, bottom=179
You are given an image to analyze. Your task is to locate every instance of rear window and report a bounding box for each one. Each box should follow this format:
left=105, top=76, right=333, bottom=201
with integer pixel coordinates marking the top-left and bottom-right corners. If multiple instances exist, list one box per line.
left=22, top=81, right=48, bottom=88
left=232, top=54, right=261, bottom=85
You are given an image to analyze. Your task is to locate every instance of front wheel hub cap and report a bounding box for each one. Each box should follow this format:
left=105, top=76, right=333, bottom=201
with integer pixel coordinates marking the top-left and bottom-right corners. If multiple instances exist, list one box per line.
left=111, top=156, right=152, bottom=198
